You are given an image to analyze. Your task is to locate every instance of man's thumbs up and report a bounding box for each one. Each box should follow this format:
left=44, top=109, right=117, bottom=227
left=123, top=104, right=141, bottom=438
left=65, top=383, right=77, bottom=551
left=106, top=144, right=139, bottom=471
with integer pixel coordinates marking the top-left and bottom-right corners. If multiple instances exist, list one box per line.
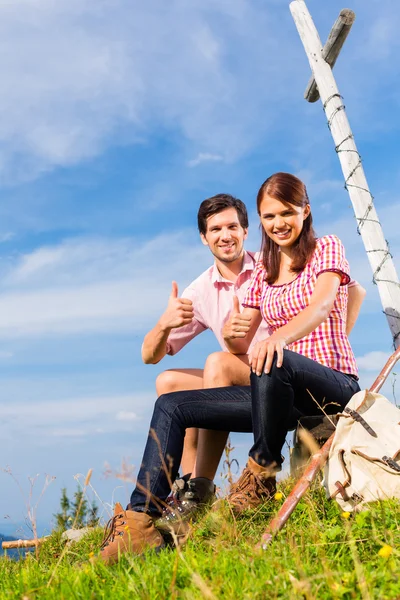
left=171, top=281, right=179, bottom=299
left=232, top=295, right=240, bottom=314
left=159, top=281, right=194, bottom=330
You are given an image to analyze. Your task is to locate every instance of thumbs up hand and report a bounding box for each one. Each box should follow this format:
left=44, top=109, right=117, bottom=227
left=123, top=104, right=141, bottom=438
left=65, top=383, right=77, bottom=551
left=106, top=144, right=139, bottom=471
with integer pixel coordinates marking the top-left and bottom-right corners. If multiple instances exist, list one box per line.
left=222, top=295, right=252, bottom=340
left=159, top=281, right=194, bottom=331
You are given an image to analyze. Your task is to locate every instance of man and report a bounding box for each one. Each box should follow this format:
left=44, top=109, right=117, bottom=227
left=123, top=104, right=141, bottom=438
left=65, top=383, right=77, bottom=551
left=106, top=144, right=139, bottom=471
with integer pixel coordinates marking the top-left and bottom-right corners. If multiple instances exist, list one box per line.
left=141, top=194, right=366, bottom=523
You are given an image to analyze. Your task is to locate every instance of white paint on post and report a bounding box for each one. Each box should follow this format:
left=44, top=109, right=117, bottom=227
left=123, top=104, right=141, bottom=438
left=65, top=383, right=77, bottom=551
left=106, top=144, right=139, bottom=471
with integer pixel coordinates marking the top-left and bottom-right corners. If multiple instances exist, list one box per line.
left=290, top=0, right=400, bottom=348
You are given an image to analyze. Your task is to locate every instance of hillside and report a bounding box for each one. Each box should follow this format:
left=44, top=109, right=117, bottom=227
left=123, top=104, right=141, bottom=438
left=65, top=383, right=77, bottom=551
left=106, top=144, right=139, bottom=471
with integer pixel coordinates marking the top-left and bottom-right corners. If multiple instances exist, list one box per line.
left=0, top=481, right=398, bottom=599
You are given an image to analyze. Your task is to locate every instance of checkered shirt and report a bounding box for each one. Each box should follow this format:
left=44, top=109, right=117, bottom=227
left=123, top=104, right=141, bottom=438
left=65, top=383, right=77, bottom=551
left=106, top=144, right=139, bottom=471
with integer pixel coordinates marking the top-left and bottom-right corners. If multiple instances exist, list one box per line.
left=243, top=235, right=358, bottom=377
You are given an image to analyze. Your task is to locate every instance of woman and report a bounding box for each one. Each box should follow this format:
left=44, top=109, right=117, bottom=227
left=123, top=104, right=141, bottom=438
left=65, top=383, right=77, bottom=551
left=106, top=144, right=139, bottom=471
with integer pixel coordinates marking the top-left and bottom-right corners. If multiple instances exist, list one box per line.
left=98, top=172, right=359, bottom=563
left=223, top=172, right=360, bottom=512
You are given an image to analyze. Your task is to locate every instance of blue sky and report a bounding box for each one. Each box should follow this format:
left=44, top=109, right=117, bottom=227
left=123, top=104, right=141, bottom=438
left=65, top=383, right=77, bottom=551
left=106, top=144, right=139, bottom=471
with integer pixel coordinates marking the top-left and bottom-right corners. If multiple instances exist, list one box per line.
left=1, top=0, right=400, bottom=537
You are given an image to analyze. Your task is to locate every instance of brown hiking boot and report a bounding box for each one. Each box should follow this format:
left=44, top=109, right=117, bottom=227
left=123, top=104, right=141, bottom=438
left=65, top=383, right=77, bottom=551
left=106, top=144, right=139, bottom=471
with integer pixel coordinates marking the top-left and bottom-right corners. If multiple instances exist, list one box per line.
left=99, top=503, right=164, bottom=565
left=227, top=457, right=276, bottom=515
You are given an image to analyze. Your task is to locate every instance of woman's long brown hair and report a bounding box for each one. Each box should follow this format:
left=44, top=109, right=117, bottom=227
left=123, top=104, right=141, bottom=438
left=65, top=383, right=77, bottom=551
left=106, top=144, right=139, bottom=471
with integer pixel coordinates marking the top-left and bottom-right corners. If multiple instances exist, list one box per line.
left=257, top=172, right=316, bottom=284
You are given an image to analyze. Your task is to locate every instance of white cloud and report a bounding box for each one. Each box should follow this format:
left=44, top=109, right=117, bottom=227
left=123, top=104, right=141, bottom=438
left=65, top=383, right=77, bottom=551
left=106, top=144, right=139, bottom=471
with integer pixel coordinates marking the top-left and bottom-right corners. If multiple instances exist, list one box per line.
left=51, top=429, right=87, bottom=438
left=188, top=153, right=224, bottom=167
left=356, top=351, right=390, bottom=372
left=0, top=393, right=152, bottom=442
left=0, top=0, right=302, bottom=183
left=0, top=0, right=398, bottom=185
left=116, top=411, right=139, bottom=421
left=0, top=233, right=14, bottom=243
left=0, top=231, right=209, bottom=338
left=360, top=15, right=400, bottom=62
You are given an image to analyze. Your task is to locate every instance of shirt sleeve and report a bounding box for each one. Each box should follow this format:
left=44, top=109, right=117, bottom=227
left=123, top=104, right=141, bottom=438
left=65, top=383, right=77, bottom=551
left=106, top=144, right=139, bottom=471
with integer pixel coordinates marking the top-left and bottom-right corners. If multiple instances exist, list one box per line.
left=315, top=235, right=350, bottom=285
left=242, top=262, right=265, bottom=309
left=166, top=284, right=208, bottom=355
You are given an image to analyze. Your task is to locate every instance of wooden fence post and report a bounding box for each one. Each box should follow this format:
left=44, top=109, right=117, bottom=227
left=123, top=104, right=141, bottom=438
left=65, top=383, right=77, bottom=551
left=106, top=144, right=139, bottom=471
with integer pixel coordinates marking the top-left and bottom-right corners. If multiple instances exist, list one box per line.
left=290, top=0, right=400, bottom=347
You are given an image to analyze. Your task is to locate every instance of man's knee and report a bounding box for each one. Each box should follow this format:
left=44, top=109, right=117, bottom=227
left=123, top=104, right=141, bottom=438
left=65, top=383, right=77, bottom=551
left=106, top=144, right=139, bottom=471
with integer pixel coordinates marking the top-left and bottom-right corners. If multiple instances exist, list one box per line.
left=204, top=351, right=247, bottom=386
left=154, top=391, right=180, bottom=419
left=156, top=370, right=180, bottom=395
left=204, top=351, right=230, bottom=376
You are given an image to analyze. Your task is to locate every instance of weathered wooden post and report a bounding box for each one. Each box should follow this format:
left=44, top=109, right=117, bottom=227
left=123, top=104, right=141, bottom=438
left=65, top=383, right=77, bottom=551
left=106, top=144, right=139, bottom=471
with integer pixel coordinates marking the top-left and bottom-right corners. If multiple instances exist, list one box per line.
left=304, top=9, right=355, bottom=102
left=290, top=0, right=400, bottom=348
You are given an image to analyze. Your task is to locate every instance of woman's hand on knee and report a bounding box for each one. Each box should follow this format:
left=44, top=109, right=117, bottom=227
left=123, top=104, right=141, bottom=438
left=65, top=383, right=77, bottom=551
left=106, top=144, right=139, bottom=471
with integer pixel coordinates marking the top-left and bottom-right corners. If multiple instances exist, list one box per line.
left=249, top=334, right=287, bottom=376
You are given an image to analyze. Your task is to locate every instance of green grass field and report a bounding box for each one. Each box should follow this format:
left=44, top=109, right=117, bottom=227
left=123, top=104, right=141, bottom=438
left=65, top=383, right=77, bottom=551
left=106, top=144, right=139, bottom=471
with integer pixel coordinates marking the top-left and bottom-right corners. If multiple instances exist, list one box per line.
left=1, top=479, right=399, bottom=599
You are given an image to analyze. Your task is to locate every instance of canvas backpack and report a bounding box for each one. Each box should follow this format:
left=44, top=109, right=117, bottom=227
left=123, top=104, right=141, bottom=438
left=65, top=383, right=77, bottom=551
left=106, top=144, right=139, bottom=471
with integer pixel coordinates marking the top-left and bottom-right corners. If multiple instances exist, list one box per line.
left=323, top=389, right=400, bottom=512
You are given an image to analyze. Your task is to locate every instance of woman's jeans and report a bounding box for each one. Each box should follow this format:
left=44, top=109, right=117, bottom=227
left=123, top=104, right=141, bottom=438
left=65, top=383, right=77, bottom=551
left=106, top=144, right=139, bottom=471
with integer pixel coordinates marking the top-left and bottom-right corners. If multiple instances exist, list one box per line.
left=130, top=350, right=360, bottom=515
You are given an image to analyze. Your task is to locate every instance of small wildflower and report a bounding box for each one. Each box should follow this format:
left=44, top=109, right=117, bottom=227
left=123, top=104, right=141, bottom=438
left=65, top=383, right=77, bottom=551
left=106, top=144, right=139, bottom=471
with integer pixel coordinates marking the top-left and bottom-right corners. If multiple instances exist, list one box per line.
left=88, top=551, right=94, bottom=558
left=341, top=511, right=351, bottom=519
left=378, top=544, right=393, bottom=558
left=274, top=492, right=283, bottom=501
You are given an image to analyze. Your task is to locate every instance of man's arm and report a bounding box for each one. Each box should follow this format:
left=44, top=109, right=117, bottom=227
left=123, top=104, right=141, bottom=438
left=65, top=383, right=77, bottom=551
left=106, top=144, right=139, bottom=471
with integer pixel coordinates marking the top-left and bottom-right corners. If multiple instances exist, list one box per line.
left=346, top=281, right=366, bottom=335
left=142, top=322, right=173, bottom=365
left=142, top=282, right=194, bottom=364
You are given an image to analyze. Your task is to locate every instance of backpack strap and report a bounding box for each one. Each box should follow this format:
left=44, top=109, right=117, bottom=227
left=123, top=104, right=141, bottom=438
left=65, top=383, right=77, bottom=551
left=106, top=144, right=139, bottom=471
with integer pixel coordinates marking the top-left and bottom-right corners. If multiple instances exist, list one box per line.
left=330, top=449, right=351, bottom=500
left=343, top=407, right=377, bottom=437
left=351, top=449, right=400, bottom=473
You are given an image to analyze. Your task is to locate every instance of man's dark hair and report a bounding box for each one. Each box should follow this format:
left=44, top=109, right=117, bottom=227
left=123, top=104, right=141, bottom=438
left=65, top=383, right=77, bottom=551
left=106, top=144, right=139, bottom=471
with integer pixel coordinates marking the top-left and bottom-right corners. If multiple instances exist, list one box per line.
left=197, top=194, right=249, bottom=235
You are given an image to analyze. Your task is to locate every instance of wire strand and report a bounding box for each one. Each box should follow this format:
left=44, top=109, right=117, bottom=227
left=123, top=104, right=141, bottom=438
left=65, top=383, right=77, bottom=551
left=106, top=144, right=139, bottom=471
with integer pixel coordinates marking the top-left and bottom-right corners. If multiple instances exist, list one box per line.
left=323, top=93, right=400, bottom=347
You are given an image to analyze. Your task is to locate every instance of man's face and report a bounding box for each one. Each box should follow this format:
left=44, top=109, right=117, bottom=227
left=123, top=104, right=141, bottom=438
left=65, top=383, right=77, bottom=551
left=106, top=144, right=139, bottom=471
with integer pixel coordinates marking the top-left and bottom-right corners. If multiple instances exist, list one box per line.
left=200, top=207, right=248, bottom=263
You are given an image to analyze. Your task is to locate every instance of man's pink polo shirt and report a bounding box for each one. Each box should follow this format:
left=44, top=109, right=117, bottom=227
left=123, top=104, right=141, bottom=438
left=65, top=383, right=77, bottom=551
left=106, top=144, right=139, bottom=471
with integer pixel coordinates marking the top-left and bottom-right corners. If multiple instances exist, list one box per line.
left=166, top=251, right=270, bottom=356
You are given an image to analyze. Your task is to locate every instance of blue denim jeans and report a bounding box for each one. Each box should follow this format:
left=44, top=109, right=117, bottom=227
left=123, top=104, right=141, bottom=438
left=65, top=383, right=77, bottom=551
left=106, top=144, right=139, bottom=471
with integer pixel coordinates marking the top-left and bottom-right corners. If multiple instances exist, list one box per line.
left=130, top=350, right=359, bottom=515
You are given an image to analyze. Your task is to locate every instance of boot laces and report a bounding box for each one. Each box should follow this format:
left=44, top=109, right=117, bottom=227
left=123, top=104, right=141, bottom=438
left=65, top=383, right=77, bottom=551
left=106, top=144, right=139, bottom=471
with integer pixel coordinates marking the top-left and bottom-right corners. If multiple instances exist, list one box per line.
left=231, top=468, right=273, bottom=499
left=160, top=482, right=200, bottom=522
left=182, top=481, right=200, bottom=502
left=100, top=512, right=126, bottom=548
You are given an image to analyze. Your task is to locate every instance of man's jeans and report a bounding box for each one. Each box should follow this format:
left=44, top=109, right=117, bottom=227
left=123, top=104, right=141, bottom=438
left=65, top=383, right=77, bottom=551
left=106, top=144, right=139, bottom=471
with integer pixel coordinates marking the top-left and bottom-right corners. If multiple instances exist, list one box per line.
left=130, top=350, right=360, bottom=515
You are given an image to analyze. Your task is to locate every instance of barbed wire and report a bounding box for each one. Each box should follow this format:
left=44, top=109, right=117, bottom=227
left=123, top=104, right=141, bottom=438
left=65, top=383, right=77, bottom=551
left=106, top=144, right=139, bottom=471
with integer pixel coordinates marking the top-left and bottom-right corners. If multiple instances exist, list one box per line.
left=322, top=93, right=400, bottom=344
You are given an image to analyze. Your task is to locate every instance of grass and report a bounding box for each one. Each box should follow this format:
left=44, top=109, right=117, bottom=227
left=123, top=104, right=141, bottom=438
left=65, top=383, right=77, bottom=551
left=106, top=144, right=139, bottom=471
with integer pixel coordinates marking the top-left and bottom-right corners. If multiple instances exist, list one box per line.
left=0, top=479, right=399, bottom=599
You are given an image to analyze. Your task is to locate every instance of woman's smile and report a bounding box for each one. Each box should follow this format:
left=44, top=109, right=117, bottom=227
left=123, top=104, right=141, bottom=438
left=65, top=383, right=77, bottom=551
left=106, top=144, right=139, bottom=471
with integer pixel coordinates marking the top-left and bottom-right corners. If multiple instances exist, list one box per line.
left=259, top=193, right=310, bottom=249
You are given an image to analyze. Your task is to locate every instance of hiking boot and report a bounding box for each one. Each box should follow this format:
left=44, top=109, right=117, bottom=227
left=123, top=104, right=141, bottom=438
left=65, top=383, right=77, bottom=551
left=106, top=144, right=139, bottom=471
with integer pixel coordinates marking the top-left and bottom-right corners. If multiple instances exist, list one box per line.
left=99, top=502, right=164, bottom=565
left=167, top=473, right=192, bottom=504
left=227, top=457, right=276, bottom=515
left=155, top=477, right=216, bottom=536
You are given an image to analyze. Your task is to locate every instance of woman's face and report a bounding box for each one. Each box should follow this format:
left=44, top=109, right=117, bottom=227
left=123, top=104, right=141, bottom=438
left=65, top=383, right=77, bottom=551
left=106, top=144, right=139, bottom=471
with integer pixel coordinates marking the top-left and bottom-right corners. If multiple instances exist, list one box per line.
left=259, top=193, right=310, bottom=249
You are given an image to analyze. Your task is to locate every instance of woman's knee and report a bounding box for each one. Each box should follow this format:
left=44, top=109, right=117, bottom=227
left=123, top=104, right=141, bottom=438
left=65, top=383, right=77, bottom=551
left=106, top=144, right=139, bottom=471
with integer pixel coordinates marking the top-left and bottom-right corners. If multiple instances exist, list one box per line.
left=250, top=355, right=289, bottom=387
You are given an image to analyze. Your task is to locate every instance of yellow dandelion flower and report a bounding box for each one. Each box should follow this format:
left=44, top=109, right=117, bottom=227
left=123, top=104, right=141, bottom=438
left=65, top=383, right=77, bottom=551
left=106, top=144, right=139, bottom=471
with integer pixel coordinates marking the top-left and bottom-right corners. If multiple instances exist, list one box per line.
left=378, top=544, right=393, bottom=558
left=274, top=492, right=283, bottom=501
left=341, top=511, right=351, bottom=519
left=88, top=551, right=94, bottom=558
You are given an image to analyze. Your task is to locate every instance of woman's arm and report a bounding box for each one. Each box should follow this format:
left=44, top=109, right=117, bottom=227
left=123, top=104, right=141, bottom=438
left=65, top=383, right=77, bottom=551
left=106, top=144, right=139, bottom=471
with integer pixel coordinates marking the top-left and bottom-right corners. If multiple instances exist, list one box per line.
left=346, top=282, right=366, bottom=335
left=222, top=297, right=262, bottom=355
left=250, top=271, right=342, bottom=375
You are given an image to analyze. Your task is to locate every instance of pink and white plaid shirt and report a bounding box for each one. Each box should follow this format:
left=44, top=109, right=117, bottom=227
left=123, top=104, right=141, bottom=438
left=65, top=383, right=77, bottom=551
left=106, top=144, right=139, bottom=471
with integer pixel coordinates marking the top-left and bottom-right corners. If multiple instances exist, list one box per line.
left=243, top=235, right=358, bottom=377
left=166, top=251, right=270, bottom=356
